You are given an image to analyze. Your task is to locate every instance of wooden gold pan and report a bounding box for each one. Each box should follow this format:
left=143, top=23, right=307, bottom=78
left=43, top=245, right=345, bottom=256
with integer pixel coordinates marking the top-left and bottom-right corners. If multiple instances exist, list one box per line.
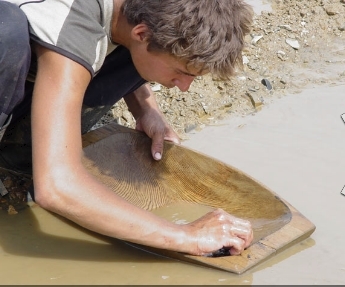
left=82, top=123, right=316, bottom=274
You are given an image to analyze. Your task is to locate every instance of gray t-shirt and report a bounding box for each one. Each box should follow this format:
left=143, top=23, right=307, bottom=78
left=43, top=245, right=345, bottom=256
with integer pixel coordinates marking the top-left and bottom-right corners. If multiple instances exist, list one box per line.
left=6, top=0, right=118, bottom=77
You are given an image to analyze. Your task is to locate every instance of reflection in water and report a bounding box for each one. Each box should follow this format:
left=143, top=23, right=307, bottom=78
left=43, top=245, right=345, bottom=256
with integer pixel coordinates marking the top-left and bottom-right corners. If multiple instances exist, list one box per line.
left=0, top=204, right=146, bottom=261
left=0, top=204, right=252, bottom=284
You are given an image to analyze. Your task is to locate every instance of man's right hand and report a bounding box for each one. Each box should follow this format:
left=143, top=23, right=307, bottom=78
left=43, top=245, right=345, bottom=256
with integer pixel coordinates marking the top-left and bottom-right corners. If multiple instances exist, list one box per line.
left=182, top=209, right=253, bottom=256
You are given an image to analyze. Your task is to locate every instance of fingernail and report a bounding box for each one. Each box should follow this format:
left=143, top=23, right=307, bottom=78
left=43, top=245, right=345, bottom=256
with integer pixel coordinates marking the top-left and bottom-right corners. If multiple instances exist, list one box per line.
left=154, top=152, right=162, bottom=160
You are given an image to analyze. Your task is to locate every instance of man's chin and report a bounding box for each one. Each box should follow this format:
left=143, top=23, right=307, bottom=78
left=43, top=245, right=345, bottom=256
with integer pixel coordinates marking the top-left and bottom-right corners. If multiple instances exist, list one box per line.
left=149, top=80, right=174, bottom=89
left=162, top=83, right=175, bottom=89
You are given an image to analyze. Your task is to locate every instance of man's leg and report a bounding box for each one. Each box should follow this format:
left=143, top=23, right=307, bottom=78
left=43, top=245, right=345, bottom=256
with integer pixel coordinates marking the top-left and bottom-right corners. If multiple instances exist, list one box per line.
left=0, top=1, right=31, bottom=136
left=0, top=2, right=31, bottom=200
left=0, top=115, right=12, bottom=145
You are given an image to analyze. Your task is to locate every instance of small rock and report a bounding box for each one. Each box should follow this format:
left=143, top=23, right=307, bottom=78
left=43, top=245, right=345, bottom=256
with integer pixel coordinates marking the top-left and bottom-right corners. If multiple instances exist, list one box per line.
left=280, top=78, right=288, bottom=85
left=184, top=124, right=197, bottom=133
left=261, top=79, right=273, bottom=90
left=114, top=117, right=122, bottom=125
left=121, top=110, right=133, bottom=123
left=247, top=63, right=258, bottom=70
left=324, top=4, right=338, bottom=15
left=245, top=92, right=264, bottom=109
left=151, top=84, right=161, bottom=92
left=251, top=35, right=263, bottom=45
left=286, top=38, right=300, bottom=50
left=242, top=55, right=250, bottom=64
left=277, top=50, right=287, bottom=61
left=8, top=205, right=18, bottom=215
left=300, top=10, right=307, bottom=17
left=279, top=24, right=292, bottom=31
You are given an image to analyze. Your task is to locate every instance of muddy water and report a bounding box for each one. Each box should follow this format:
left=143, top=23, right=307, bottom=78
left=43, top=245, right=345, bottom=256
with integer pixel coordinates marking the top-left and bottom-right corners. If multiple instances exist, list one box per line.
left=0, top=200, right=313, bottom=285
left=183, top=84, right=345, bottom=284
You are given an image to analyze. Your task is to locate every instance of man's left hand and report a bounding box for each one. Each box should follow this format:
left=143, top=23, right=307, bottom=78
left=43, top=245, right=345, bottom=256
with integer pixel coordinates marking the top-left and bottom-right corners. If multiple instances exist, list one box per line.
left=124, top=83, right=180, bottom=160
left=135, top=107, right=180, bottom=160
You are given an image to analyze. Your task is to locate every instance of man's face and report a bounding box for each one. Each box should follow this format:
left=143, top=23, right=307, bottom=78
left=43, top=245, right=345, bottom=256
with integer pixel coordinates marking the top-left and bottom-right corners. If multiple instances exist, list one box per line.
left=131, top=47, right=207, bottom=92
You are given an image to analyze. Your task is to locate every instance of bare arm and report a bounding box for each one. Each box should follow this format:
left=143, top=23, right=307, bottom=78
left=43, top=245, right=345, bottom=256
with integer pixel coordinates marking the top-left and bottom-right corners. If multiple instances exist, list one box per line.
left=31, top=46, right=186, bottom=250
left=31, top=45, right=252, bottom=256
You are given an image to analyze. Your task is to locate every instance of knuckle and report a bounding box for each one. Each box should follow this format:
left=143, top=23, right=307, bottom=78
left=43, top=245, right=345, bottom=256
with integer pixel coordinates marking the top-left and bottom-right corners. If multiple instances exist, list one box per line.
left=152, top=141, right=164, bottom=149
left=244, top=219, right=252, bottom=227
left=214, top=208, right=225, bottom=217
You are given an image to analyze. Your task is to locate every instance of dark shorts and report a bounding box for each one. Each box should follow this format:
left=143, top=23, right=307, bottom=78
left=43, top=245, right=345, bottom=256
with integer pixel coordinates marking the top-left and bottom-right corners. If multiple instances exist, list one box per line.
left=0, top=1, right=31, bottom=127
left=0, top=2, right=146, bottom=175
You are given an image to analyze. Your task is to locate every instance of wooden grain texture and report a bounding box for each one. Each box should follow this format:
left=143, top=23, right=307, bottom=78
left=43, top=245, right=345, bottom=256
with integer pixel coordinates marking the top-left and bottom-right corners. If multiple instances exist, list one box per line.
left=82, top=123, right=316, bottom=274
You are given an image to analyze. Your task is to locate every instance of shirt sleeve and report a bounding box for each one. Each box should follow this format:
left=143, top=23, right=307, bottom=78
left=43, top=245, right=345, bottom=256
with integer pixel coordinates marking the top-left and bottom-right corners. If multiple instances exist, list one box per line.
left=20, top=0, right=114, bottom=77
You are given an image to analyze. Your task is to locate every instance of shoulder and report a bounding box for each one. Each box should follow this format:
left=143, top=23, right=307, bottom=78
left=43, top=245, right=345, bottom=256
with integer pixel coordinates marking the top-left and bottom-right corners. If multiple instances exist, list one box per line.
left=22, top=0, right=116, bottom=76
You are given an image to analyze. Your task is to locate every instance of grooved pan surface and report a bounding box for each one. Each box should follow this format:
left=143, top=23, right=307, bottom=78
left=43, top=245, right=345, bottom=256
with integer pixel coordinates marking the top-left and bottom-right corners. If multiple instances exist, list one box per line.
left=82, top=123, right=315, bottom=274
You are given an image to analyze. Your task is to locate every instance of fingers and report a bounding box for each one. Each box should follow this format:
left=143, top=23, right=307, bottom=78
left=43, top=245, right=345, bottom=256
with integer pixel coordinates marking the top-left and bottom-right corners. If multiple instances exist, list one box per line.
left=221, top=233, right=252, bottom=256
left=187, top=208, right=253, bottom=256
left=151, top=126, right=180, bottom=161
left=215, top=211, right=253, bottom=255
left=215, top=209, right=252, bottom=241
left=164, top=128, right=181, bottom=145
left=225, top=216, right=253, bottom=249
left=222, top=237, right=246, bottom=256
left=133, top=103, right=180, bottom=160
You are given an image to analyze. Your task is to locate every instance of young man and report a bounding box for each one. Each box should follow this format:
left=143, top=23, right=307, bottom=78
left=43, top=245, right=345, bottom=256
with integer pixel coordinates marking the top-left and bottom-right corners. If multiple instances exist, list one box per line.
left=0, top=0, right=254, bottom=256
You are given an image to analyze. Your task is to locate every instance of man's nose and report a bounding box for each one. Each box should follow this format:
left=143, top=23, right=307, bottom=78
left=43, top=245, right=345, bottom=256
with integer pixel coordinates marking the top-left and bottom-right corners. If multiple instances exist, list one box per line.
left=173, top=75, right=195, bottom=92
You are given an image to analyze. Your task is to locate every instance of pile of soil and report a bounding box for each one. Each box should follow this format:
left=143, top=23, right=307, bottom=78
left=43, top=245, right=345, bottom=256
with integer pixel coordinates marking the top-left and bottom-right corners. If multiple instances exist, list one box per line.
left=97, top=0, right=345, bottom=139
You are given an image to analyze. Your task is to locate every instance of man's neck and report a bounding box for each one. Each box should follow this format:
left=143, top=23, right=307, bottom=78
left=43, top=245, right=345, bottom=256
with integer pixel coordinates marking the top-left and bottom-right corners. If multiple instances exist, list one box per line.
left=111, top=0, right=130, bottom=47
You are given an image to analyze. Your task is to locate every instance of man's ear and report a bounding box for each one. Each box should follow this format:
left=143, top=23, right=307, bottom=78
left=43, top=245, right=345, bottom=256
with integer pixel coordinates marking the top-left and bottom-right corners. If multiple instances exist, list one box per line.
left=131, top=23, right=150, bottom=42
